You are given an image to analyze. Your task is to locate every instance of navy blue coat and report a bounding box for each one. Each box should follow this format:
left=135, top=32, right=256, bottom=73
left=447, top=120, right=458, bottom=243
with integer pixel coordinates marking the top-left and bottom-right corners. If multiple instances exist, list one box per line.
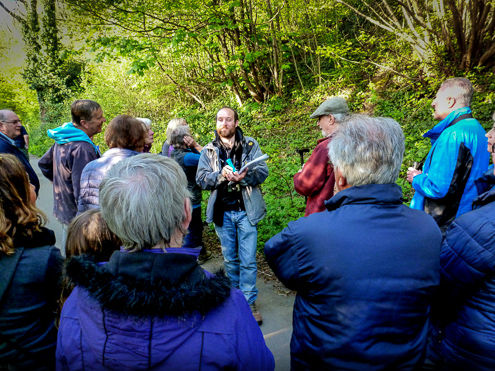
left=440, top=168, right=495, bottom=370
left=265, top=184, right=442, bottom=370
left=0, top=228, right=62, bottom=370
left=0, top=134, right=40, bottom=195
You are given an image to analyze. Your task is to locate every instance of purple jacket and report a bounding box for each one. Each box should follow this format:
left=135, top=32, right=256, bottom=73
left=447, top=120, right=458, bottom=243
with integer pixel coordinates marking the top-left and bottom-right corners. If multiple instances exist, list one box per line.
left=56, top=249, right=274, bottom=370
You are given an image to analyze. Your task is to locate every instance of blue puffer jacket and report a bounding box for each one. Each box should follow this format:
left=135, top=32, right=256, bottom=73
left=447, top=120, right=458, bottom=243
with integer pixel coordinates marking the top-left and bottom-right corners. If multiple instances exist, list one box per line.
left=440, top=167, right=495, bottom=371
left=78, top=148, right=141, bottom=214
left=265, top=184, right=442, bottom=370
left=410, top=107, right=489, bottom=232
left=56, top=249, right=274, bottom=371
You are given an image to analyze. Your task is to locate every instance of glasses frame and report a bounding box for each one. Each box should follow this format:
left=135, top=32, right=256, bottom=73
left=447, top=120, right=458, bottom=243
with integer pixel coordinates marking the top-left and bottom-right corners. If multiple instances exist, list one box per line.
left=0, top=120, right=21, bottom=125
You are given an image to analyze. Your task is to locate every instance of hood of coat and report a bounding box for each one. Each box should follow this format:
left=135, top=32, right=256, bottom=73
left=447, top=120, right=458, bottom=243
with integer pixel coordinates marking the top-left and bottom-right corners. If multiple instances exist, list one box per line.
left=13, top=227, right=55, bottom=249
left=47, top=122, right=98, bottom=153
left=65, top=251, right=231, bottom=318
left=63, top=251, right=232, bottom=370
left=424, top=107, right=472, bottom=144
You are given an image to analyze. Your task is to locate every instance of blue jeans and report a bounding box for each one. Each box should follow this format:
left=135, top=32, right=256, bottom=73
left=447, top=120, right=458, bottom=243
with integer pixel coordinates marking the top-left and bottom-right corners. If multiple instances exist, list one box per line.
left=215, top=210, right=258, bottom=305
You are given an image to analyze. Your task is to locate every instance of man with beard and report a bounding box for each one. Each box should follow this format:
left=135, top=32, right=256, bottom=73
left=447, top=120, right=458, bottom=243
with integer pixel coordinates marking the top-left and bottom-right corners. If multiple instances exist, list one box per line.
left=196, top=107, right=269, bottom=325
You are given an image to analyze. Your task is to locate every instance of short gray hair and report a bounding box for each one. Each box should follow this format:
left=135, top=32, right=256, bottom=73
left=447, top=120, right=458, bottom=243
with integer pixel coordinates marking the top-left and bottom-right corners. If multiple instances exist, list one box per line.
left=99, top=153, right=191, bottom=251
left=440, top=77, right=474, bottom=107
left=169, top=125, right=191, bottom=148
left=328, top=114, right=405, bottom=186
left=166, top=118, right=187, bottom=143
left=0, top=110, right=15, bottom=121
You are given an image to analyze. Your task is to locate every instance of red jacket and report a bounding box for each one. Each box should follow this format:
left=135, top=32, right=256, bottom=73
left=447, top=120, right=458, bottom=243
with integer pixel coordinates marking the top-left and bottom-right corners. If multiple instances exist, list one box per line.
left=293, top=136, right=335, bottom=216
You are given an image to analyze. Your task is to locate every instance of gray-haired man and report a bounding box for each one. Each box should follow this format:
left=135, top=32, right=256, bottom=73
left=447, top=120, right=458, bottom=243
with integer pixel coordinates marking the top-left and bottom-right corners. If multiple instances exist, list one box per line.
left=0, top=109, right=40, bottom=195
left=266, top=115, right=442, bottom=370
left=294, top=97, right=349, bottom=216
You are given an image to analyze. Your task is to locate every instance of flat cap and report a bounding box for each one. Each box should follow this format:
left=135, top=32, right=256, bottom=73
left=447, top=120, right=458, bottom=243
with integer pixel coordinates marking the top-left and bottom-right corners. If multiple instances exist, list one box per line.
left=310, top=97, right=349, bottom=119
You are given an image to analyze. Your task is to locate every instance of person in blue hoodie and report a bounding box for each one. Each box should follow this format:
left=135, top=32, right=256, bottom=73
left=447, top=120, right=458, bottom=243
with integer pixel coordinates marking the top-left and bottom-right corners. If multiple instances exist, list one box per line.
left=407, top=77, right=489, bottom=233
left=39, top=100, right=105, bottom=255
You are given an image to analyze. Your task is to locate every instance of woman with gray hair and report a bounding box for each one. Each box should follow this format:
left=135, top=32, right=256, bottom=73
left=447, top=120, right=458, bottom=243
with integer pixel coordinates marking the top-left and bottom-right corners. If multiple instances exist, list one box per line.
left=162, top=118, right=202, bottom=156
left=169, top=124, right=211, bottom=264
left=56, top=154, right=274, bottom=370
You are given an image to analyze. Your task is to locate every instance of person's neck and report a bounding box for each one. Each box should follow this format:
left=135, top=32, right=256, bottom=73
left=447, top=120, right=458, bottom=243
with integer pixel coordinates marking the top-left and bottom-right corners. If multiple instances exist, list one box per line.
left=75, top=124, right=94, bottom=140
left=151, top=231, right=183, bottom=250
left=220, top=135, right=235, bottom=148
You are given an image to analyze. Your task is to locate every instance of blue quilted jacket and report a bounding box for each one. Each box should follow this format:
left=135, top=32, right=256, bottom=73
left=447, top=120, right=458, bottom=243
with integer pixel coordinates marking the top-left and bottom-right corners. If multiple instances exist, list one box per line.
left=440, top=167, right=495, bottom=370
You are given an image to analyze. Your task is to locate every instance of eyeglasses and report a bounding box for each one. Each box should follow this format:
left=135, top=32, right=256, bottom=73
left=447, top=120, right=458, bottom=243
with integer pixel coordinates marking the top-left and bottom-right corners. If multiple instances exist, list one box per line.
left=0, top=120, right=21, bottom=125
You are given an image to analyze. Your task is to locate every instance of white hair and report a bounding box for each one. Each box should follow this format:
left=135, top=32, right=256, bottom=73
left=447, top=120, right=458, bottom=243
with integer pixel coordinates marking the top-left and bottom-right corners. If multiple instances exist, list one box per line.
left=328, top=114, right=405, bottom=186
left=99, top=153, right=191, bottom=251
left=136, top=117, right=152, bottom=128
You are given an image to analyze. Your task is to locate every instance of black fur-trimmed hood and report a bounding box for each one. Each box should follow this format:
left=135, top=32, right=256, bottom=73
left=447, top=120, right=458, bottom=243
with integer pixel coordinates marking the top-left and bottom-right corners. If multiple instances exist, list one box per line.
left=65, top=251, right=232, bottom=318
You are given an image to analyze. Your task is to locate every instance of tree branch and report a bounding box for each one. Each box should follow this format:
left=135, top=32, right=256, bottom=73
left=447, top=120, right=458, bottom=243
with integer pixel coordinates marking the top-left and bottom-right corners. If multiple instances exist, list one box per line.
left=0, top=1, right=24, bottom=23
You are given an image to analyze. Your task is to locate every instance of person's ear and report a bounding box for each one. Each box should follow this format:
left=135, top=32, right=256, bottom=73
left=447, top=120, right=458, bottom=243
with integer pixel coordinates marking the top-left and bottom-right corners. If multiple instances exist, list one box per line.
left=78, top=119, right=89, bottom=130
left=446, top=96, right=456, bottom=108
left=336, top=168, right=349, bottom=191
left=182, top=198, right=192, bottom=230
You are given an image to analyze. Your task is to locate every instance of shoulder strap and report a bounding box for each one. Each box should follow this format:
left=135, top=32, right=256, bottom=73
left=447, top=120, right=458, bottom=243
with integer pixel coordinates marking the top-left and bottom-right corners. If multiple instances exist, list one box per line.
left=447, top=113, right=473, bottom=128
left=415, top=113, right=474, bottom=170
left=0, top=247, right=25, bottom=305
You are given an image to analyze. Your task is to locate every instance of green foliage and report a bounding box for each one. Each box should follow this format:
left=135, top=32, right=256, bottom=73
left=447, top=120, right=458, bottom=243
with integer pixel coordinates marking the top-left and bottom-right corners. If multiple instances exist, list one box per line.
left=3, top=0, right=495, bottom=253
left=20, top=0, right=84, bottom=125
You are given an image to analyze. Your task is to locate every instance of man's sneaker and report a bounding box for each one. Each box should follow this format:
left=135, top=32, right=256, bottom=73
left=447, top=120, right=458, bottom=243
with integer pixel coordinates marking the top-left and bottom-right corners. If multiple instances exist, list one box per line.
left=197, top=250, right=212, bottom=265
left=250, top=302, right=263, bottom=325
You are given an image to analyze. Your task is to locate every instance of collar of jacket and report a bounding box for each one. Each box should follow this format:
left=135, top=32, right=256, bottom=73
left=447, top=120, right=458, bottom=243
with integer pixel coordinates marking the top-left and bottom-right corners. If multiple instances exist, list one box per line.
left=102, top=147, right=141, bottom=158
left=64, top=250, right=231, bottom=318
left=325, top=183, right=404, bottom=211
left=424, top=106, right=473, bottom=144
left=13, top=227, right=55, bottom=249
left=317, top=135, right=333, bottom=145
left=213, top=126, right=245, bottom=154
left=473, top=166, right=495, bottom=208
left=0, top=131, right=15, bottom=145
left=47, top=122, right=99, bottom=154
